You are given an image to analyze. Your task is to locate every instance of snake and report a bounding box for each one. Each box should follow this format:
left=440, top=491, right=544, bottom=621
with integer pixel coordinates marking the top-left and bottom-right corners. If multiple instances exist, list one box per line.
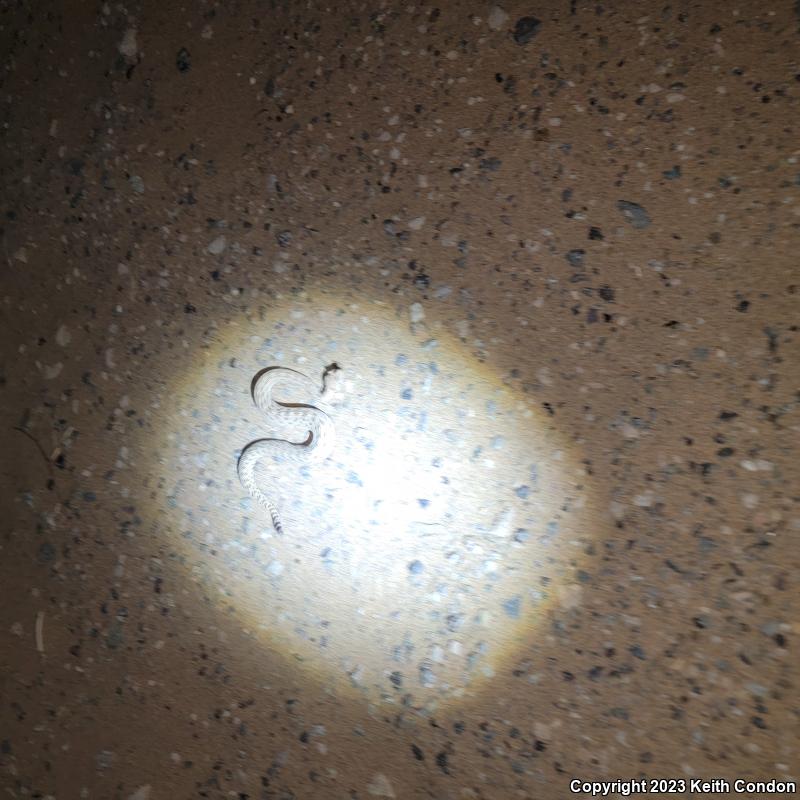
left=237, top=362, right=341, bottom=534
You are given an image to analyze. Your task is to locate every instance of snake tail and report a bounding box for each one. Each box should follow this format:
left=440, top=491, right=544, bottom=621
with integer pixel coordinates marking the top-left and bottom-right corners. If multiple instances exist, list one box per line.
left=238, top=446, right=284, bottom=534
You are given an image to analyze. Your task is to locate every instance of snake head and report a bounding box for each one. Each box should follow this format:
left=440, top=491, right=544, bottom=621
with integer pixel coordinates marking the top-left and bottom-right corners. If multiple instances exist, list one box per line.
left=321, top=362, right=343, bottom=396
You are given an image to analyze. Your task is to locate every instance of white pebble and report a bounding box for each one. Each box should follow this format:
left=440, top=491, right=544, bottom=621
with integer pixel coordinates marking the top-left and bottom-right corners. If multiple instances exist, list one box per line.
left=633, top=491, right=654, bottom=508
left=741, top=459, right=772, bottom=472
left=409, top=302, right=425, bottom=324
left=742, top=493, right=759, bottom=509
left=40, top=362, right=63, bottom=380
left=56, top=325, right=71, bottom=347
left=487, top=6, right=509, bottom=30
left=207, top=236, right=227, bottom=255
left=367, top=773, right=396, bottom=798
left=118, top=28, right=138, bottom=59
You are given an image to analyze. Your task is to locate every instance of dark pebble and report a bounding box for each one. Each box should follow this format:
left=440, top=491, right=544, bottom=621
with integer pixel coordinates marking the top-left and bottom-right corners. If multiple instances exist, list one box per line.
left=566, top=249, right=585, bottom=266
left=513, top=16, right=542, bottom=44
left=479, top=157, right=502, bottom=171
left=502, top=595, right=522, bottom=619
left=176, top=48, right=191, bottom=73
left=617, top=200, right=651, bottom=229
left=630, top=644, right=647, bottom=660
left=598, top=285, right=615, bottom=302
left=446, top=613, right=464, bottom=632
left=37, top=542, right=56, bottom=564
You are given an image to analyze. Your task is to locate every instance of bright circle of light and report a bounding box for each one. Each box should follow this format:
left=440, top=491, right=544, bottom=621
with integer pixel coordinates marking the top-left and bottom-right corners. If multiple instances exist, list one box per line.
left=148, top=292, right=592, bottom=711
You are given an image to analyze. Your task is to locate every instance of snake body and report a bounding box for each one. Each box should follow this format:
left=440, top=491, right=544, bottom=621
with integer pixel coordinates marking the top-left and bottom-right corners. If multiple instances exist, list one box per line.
left=238, top=363, right=340, bottom=534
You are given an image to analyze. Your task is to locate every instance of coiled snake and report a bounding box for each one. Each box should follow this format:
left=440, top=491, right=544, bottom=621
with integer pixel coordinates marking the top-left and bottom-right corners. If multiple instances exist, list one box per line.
left=238, top=362, right=341, bottom=533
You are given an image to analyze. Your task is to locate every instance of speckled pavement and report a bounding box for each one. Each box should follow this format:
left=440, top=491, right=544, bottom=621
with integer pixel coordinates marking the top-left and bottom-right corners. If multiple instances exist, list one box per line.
left=1, top=2, right=798, bottom=798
